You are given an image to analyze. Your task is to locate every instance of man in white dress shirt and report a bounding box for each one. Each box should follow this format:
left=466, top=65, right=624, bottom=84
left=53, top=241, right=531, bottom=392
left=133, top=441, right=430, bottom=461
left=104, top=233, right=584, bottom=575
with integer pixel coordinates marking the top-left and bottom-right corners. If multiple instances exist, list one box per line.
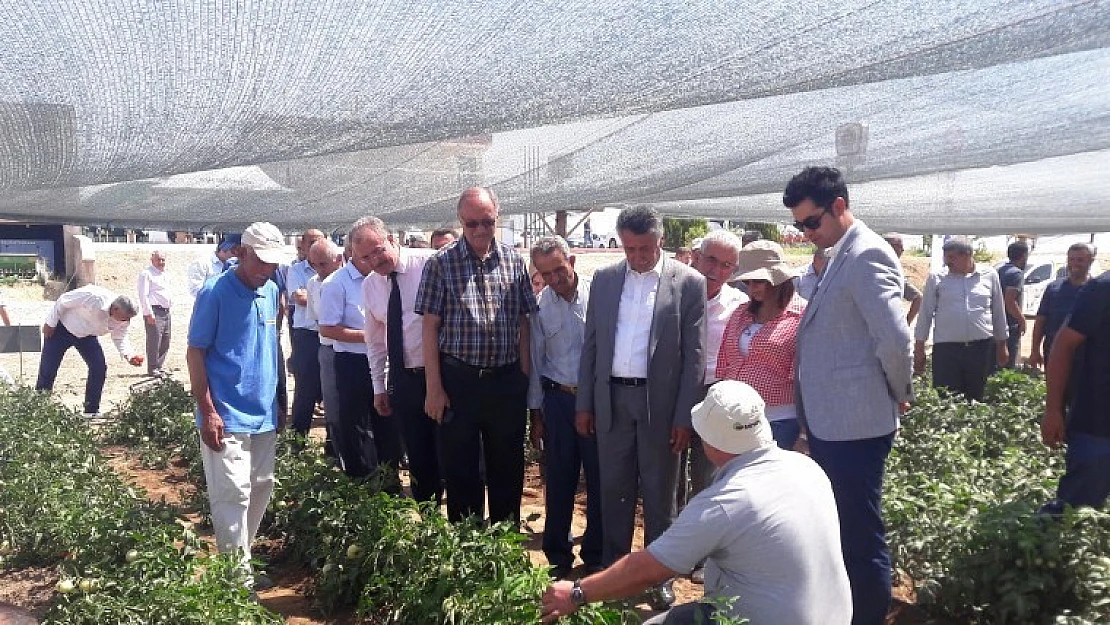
left=318, top=218, right=402, bottom=482
left=187, top=236, right=238, bottom=298
left=527, top=236, right=603, bottom=579
left=136, top=250, right=173, bottom=376
left=360, top=218, right=442, bottom=504
left=306, top=238, right=345, bottom=458
left=678, top=231, right=748, bottom=512
left=36, top=285, right=143, bottom=416
left=286, top=229, right=326, bottom=435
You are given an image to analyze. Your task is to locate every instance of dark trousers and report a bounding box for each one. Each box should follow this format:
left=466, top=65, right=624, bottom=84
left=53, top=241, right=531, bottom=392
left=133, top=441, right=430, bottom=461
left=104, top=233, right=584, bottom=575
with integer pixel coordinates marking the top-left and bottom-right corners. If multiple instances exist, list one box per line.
left=144, top=306, right=171, bottom=373
left=541, top=386, right=603, bottom=569
left=439, top=359, right=528, bottom=525
left=289, top=327, right=322, bottom=435
left=932, top=339, right=994, bottom=401
left=391, top=368, right=443, bottom=504
left=276, top=342, right=288, bottom=414
left=1005, top=323, right=1022, bottom=369
left=36, top=322, right=107, bottom=414
left=809, top=432, right=895, bottom=625
left=332, top=351, right=403, bottom=478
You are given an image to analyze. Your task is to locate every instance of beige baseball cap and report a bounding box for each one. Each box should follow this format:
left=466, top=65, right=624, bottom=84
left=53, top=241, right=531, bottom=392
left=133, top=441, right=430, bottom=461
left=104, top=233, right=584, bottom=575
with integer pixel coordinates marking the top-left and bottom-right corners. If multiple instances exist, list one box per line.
left=690, top=380, right=773, bottom=455
left=241, top=222, right=287, bottom=264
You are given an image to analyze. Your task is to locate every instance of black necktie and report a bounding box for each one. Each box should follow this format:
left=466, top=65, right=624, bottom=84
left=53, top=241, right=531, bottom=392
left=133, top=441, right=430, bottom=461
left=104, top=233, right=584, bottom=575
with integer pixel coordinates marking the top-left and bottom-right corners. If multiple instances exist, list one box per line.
left=387, top=271, right=405, bottom=385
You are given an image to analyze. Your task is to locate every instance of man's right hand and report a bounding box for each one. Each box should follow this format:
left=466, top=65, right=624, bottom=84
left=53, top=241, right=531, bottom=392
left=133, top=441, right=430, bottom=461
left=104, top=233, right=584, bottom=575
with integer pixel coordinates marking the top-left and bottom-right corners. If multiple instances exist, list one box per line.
left=374, top=393, right=392, bottom=416
left=574, top=411, right=595, bottom=437
left=1028, top=351, right=1043, bottom=370
left=997, top=343, right=1010, bottom=367
left=424, top=384, right=450, bottom=423
left=42, top=324, right=55, bottom=339
left=1041, top=406, right=1067, bottom=448
left=144, top=314, right=156, bottom=327
left=200, top=412, right=226, bottom=452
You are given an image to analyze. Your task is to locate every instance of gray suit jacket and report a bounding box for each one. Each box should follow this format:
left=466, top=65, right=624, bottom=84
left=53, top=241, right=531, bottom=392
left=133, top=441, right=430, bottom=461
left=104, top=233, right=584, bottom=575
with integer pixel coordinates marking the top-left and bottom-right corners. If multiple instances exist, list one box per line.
left=795, top=220, right=914, bottom=441
left=576, top=258, right=706, bottom=431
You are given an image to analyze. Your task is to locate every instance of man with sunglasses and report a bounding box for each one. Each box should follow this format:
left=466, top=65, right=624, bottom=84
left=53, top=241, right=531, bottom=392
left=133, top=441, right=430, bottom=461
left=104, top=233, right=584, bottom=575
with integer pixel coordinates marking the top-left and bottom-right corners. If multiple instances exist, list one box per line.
left=784, top=166, right=913, bottom=625
left=416, top=187, right=538, bottom=526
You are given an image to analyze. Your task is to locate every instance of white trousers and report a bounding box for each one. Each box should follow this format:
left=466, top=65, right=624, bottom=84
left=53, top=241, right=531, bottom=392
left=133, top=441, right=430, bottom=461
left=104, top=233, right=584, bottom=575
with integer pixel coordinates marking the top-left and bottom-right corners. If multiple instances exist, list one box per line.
left=200, top=430, right=277, bottom=576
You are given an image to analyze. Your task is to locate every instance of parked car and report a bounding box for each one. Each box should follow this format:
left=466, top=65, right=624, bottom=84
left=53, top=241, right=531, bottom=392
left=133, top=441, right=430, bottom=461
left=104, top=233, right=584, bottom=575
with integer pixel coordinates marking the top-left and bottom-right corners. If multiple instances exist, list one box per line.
left=1020, top=255, right=1101, bottom=318
left=587, top=233, right=619, bottom=248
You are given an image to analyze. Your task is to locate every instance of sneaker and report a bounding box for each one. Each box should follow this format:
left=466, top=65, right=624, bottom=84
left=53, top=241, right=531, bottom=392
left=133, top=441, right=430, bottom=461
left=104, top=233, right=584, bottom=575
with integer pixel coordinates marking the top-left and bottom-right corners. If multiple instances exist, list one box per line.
left=252, top=573, right=275, bottom=591
left=81, top=411, right=102, bottom=420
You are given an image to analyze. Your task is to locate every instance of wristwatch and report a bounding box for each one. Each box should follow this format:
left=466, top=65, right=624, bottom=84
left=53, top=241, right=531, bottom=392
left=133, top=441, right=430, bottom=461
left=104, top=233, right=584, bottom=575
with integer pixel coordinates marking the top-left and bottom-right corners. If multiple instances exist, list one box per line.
left=570, top=579, right=587, bottom=607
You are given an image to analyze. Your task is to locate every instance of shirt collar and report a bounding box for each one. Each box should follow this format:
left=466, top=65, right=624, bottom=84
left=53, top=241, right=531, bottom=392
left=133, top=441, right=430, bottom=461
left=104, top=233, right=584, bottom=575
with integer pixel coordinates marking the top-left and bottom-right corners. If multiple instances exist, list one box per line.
left=344, top=261, right=368, bottom=281
left=461, top=236, right=501, bottom=262
left=627, top=254, right=665, bottom=277
left=828, top=220, right=861, bottom=260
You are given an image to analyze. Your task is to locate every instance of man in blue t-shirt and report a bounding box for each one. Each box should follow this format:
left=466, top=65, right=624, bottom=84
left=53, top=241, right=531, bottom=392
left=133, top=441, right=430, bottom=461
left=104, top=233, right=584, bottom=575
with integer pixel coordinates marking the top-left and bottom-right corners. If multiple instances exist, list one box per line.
left=1041, top=271, right=1110, bottom=513
left=1029, top=243, right=1097, bottom=370
left=187, top=222, right=287, bottom=590
left=997, top=241, right=1029, bottom=369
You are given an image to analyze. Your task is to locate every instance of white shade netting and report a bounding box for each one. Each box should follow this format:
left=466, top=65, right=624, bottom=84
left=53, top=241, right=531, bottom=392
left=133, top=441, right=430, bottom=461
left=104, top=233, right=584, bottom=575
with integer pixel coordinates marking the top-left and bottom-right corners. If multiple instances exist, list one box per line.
left=0, top=0, right=1108, bottom=232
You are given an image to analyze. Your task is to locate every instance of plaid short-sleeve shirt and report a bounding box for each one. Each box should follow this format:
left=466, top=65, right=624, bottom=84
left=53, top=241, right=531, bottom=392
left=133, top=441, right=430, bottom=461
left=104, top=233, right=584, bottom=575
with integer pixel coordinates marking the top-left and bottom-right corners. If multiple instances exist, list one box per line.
left=415, top=237, right=538, bottom=367
left=716, top=295, right=806, bottom=407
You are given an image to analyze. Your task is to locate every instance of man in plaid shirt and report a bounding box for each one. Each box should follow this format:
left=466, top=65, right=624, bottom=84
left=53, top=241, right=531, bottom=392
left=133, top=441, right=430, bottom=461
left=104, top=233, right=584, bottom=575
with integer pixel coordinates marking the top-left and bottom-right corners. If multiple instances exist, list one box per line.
left=416, top=187, right=538, bottom=525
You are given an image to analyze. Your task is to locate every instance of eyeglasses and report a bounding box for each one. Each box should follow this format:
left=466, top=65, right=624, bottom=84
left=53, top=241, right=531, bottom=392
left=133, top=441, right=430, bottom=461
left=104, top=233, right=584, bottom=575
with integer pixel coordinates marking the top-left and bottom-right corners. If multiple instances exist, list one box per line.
left=463, top=218, right=496, bottom=229
left=793, top=209, right=830, bottom=232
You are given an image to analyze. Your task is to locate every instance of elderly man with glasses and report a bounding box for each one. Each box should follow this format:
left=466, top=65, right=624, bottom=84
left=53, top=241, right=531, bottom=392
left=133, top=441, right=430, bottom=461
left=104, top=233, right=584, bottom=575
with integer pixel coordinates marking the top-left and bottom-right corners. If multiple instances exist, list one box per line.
left=416, top=187, right=538, bottom=526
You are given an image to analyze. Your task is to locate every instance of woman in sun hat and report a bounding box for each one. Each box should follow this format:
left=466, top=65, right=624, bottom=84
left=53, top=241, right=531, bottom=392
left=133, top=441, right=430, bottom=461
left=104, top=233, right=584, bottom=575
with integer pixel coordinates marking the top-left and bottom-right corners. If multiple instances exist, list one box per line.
left=716, top=240, right=807, bottom=450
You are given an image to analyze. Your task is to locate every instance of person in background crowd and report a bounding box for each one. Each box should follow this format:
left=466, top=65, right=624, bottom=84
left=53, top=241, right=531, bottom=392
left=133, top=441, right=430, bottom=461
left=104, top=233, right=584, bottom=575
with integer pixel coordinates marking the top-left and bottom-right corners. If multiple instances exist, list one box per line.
left=913, top=238, right=1009, bottom=400
left=408, top=232, right=431, bottom=248
left=319, top=218, right=403, bottom=483
left=673, top=247, right=693, bottom=265
left=527, top=235, right=603, bottom=579
left=306, top=238, right=345, bottom=458
left=785, top=166, right=913, bottom=625
left=361, top=218, right=443, bottom=505
left=0, top=290, right=11, bottom=385
left=286, top=229, right=326, bottom=436
left=575, top=205, right=706, bottom=610
left=541, top=381, right=852, bottom=625
left=997, top=240, right=1030, bottom=368
left=136, top=250, right=172, bottom=377
left=794, top=245, right=830, bottom=301
left=36, top=285, right=143, bottom=417
left=187, top=235, right=238, bottom=297
left=187, top=222, right=286, bottom=592
left=430, top=228, right=458, bottom=250
left=1029, top=243, right=1097, bottom=370
left=883, top=233, right=923, bottom=326
left=717, top=240, right=806, bottom=450
left=678, top=232, right=747, bottom=509
left=1041, top=269, right=1110, bottom=514
left=417, top=187, right=537, bottom=525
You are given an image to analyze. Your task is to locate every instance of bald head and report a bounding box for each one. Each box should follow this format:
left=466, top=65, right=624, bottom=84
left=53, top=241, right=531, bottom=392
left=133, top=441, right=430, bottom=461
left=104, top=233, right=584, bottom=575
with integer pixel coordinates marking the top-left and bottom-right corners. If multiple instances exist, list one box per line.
left=298, top=229, right=326, bottom=261
left=308, top=238, right=343, bottom=279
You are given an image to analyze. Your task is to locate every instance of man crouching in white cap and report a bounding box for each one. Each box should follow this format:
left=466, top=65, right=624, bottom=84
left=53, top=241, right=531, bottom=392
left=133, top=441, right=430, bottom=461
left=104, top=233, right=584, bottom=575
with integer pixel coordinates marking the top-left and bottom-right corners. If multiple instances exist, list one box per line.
left=541, top=380, right=852, bottom=624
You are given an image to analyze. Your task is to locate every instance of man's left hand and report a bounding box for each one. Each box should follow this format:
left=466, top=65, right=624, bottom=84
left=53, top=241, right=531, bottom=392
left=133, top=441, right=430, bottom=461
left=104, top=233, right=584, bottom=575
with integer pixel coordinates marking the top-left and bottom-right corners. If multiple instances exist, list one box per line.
left=540, top=581, right=577, bottom=623
left=997, top=343, right=1009, bottom=367
left=144, top=314, right=155, bottom=326
left=898, top=401, right=911, bottom=415
left=128, top=355, right=144, bottom=367
left=670, top=426, right=692, bottom=454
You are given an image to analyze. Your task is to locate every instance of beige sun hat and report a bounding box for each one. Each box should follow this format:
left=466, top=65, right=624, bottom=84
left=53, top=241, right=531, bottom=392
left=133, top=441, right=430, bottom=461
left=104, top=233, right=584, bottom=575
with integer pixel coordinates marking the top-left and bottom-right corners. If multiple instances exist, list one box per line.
left=734, top=240, right=797, bottom=286
left=690, top=380, right=773, bottom=455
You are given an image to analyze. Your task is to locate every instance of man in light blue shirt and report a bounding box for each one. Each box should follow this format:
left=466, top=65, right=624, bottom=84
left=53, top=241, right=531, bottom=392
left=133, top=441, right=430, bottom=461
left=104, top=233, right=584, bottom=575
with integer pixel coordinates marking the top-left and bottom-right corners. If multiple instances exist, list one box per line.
left=286, top=229, right=325, bottom=435
left=528, top=236, right=602, bottom=579
left=187, top=222, right=285, bottom=590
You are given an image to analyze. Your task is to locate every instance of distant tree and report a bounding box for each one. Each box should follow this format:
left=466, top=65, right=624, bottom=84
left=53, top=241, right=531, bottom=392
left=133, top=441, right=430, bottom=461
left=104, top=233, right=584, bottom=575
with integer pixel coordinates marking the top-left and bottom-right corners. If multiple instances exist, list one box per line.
left=662, top=218, right=708, bottom=249
left=740, top=222, right=781, bottom=243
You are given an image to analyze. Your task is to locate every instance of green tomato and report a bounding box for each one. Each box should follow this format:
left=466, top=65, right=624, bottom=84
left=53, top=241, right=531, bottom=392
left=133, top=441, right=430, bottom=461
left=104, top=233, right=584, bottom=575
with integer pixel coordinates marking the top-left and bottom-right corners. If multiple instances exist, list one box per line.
left=125, top=549, right=140, bottom=563
left=0, top=540, right=11, bottom=556
left=78, top=578, right=99, bottom=592
left=346, top=544, right=363, bottom=559
left=56, top=579, right=76, bottom=594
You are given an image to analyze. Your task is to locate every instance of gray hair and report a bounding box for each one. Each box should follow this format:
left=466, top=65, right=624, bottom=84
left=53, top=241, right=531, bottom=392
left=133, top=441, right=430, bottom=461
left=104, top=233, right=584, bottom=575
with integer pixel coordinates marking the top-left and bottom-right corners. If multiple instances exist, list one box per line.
left=310, top=237, right=341, bottom=259
left=348, top=216, right=389, bottom=244
left=698, top=230, right=743, bottom=260
left=1068, top=242, right=1097, bottom=257
left=882, top=233, right=904, bottom=246
left=616, top=205, right=663, bottom=238
left=531, top=235, right=570, bottom=261
left=112, top=295, right=137, bottom=317
left=941, top=239, right=974, bottom=255
left=150, top=249, right=166, bottom=260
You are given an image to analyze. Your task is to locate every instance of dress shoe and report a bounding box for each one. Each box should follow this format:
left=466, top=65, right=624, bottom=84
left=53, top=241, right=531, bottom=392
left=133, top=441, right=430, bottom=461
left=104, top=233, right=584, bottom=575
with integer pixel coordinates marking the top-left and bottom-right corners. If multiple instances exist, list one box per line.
left=648, top=580, right=676, bottom=610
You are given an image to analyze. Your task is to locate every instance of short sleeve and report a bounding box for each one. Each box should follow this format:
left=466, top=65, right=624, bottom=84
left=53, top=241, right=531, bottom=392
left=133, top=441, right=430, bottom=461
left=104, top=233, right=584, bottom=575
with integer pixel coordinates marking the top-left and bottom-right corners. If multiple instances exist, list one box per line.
left=516, top=256, right=539, bottom=316
left=317, top=278, right=346, bottom=326
left=1000, top=266, right=1022, bottom=291
left=1066, top=280, right=1110, bottom=338
left=188, top=283, right=219, bottom=349
left=1036, top=282, right=1056, bottom=317
left=645, top=498, right=728, bottom=575
left=414, top=255, right=444, bottom=316
left=903, top=282, right=922, bottom=301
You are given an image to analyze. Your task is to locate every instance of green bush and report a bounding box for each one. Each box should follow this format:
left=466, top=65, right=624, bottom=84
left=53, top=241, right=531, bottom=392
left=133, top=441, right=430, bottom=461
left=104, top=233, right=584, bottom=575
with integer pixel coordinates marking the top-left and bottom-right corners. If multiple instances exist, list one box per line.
left=100, top=378, right=199, bottom=473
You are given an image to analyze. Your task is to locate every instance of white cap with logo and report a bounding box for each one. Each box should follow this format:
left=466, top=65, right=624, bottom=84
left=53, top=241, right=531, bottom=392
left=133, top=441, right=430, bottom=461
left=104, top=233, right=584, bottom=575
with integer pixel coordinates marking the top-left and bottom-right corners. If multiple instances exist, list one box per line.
left=241, top=222, right=287, bottom=264
left=690, top=380, right=774, bottom=455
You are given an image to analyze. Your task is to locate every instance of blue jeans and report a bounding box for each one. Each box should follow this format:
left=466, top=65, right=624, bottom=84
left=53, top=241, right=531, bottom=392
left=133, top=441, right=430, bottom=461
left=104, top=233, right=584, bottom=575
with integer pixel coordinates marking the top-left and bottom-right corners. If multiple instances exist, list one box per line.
left=289, top=328, right=322, bottom=435
left=35, top=322, right=107, bottom=414
left=769, top=418, right=801, bottom=450
left=808, top=432, right=894, bottom=625
left=1041, top=431, right=1110, bottom=514
left=541, top=386, right=603, bottom=569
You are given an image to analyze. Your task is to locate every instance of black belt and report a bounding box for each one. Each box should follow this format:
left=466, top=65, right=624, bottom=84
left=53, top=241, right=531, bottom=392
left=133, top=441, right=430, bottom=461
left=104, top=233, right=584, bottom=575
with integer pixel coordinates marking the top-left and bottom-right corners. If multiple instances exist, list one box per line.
left=542, top=377, right=577, bottom=395
left=442, top=354, right=518, bottom=379
left=151, top=305, right=170, bottom=312
left=609, top=376, right=647, bottom=387
left=400, top=366, right=425, bottom=376
left=943, top=338, right=992, bottom=347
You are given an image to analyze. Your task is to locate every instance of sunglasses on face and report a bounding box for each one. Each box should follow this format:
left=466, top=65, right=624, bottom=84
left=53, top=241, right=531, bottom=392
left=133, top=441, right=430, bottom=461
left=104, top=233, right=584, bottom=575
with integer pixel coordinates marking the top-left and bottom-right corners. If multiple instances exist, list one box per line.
left=793, top=208, right=831, bottom=232
left=463, top=218, right=496, bottom=229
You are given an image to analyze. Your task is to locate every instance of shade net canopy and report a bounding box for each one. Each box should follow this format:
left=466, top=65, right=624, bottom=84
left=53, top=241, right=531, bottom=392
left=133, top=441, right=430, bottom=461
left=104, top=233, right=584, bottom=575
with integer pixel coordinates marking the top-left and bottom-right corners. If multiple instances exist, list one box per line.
left=0, top=0, right=1108, bottom=234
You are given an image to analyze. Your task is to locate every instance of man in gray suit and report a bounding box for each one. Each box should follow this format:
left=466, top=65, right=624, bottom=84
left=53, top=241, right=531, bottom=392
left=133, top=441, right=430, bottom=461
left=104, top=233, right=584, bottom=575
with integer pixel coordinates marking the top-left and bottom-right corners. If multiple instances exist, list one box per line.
left=575, top=206, right=706, bottom=610
left=785, top=166, right=914, bottom=625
